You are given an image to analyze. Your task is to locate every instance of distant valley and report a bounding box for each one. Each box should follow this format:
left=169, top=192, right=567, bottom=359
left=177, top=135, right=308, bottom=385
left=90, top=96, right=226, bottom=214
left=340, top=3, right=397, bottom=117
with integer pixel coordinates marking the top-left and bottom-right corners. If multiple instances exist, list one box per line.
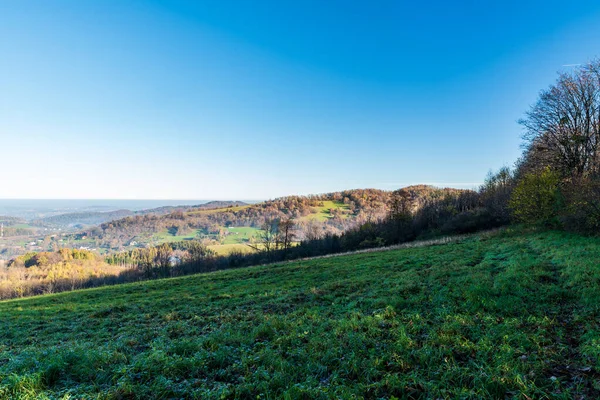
left=0, top=187, right=458, bottom=260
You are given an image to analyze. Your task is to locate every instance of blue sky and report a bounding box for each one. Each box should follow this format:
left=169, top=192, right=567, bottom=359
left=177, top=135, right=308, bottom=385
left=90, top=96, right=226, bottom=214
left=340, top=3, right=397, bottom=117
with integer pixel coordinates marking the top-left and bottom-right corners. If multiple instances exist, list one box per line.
left=2, top=1, right=600, bottom=200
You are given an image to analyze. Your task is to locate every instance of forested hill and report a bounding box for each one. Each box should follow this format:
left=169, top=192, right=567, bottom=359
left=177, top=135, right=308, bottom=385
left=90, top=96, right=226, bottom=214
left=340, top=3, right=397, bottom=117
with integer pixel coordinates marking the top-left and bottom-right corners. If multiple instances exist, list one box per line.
left=31, top=209, right=134, bottom=228
left=82, top=186, right=473, bottom=249
left=135, top=201, right=249, bottom=216
left=0, top=216, right=26, bottom=226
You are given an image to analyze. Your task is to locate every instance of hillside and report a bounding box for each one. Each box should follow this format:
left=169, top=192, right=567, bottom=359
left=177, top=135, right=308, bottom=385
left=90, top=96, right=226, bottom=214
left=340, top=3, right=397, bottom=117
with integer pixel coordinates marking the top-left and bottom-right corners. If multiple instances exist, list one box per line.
left=77, top=187, right=472, bottom=254
left=63, top=189, right=391, bottom=254
left=136, top=201, right=250, bottom=217
left=28, top=201, right=251, bottom=229
left=0, top=186, right=475, bottom=262
left=31, top=209, right=134, bottom=228
left=0, top=216, right=37, bottom=239
left=1, top=228, right=599, bottom=398
left=0, top=216, right=26, bottom=226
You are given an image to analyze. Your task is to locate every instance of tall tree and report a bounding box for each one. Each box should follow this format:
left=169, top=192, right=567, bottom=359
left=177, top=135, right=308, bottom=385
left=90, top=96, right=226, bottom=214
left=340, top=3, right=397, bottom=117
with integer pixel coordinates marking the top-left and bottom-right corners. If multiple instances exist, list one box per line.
left=519, top=60, right=600, bottom=178
left=155, top=243, right=173, bottom=277
left=248, top=219, right=279, bottom=256
left=277, top=218, right=296, bottom=253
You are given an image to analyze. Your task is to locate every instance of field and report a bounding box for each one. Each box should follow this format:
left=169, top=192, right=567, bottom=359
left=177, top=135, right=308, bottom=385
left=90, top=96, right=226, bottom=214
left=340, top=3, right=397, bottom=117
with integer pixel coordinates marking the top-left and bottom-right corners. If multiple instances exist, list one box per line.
left=153, top=230, right=200, bottom=244
left=10, top=224, right=35, bottom=230
left=208, top=243, right=255, bottom=255
left=302, top=200, right=351, bottom=221
left=2, top=228, right=600, bottom=398
left=221, top=227, right=260, bottom=245
left=151, top=227, right=260, bottom=255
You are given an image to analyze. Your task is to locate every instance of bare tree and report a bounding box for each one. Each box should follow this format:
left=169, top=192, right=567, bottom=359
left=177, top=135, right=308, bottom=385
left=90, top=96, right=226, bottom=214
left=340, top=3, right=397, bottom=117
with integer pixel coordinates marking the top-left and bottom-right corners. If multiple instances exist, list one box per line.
left=277, top=218, right=296, bottom=253
left=155, top=243, right=172, bottom=276
left=303, top=219, right=323, bottom=241
left=248, top=219, right=279, bottom=255
left=479, top=167, right=515, bottom=222
left=519, top=60, right=600, bottom=177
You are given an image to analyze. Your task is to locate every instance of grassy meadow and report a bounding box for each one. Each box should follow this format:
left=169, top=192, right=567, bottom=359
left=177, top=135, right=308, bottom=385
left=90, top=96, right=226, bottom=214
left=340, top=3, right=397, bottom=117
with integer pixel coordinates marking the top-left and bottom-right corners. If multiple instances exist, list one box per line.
left=303, top=201, right=351, bottom=222
left=208, top=243, right=255, bottom=256
left=153, top=230, right=200, bottom=244
left=221, top=227, right=260, bottom=245
left=1, top=228, right=600, bottom=398
left=207, top=227, right=261, bottom=255
left=151, top=226, right=260, bottom=255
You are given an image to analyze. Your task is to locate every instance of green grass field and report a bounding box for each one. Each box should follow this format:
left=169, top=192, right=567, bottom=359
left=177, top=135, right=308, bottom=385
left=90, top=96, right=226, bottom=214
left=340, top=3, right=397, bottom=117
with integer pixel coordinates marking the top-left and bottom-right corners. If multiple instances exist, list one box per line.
left=152, top=227, right=258, bottom=247
left=207, top=227, right=261, bottom=255
left=141, top=227, right=260, bottom=255
left=221, top=227, right=260, bottom=245
left=2, top=228, right=600, bottom=398
left=208, top=243, right=255, bottom=256
left=10, top=224, right=34, bottom=229
left=302, top=200, right=351, bottom=222
left=153, top=230, right=200, bottom=244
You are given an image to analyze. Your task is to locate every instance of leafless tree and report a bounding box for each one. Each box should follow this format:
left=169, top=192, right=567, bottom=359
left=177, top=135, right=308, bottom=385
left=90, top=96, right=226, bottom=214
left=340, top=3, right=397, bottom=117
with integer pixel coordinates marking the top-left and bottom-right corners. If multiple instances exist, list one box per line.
left=479, top=167, right=515, bottom=222
left=519, top=60, right=600, bottom=178
left=154, top=243, right=172, bottom=276
left=277, top=218, right=296, bottom=253
left=303, top=219, right=323, bottom=241
left=248, top=219, right=279, bottom=255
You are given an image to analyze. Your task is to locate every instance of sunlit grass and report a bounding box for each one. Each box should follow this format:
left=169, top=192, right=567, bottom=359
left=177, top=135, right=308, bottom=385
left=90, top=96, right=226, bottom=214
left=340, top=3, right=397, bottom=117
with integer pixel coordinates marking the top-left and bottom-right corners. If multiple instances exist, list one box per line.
left=1, top=228, right=599, bottom=398
left=208, top=243, right=256, bottom=255
left=301, top=200, right=351, bottom=221
left=221, top=227, right=260, bottom=245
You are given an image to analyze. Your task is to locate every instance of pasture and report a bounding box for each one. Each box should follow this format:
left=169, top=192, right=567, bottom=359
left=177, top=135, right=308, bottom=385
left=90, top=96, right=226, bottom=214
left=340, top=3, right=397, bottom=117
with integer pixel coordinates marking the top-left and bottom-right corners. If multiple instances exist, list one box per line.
left=1, top=228, right=600, bottom=398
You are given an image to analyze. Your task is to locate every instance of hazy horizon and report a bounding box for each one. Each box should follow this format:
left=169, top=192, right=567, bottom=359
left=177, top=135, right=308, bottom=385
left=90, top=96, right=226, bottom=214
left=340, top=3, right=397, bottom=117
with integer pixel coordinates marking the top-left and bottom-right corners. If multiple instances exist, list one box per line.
left=0, top=180, right=481, bottom=202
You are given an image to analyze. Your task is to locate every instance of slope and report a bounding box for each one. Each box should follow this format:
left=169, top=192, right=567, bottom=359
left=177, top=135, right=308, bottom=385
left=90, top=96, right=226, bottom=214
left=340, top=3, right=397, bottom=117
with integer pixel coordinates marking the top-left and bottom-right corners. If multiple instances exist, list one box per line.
left=1, top=228, right=599, bottom=398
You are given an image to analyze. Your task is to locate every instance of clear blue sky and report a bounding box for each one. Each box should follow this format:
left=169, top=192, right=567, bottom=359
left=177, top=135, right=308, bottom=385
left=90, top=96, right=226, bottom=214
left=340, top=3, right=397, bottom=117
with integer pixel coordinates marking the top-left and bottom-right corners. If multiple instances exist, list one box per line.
left=2, top=1, right=600, bottom=200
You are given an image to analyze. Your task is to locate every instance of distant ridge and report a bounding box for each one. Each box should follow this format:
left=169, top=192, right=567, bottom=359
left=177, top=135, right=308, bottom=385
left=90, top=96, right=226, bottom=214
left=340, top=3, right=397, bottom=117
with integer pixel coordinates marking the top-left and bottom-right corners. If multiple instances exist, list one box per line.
left=31, top=209, right=134, bottom=228
left=136, top=201, right=249, bottom=215
left=28, top=201, right=250, bottom=228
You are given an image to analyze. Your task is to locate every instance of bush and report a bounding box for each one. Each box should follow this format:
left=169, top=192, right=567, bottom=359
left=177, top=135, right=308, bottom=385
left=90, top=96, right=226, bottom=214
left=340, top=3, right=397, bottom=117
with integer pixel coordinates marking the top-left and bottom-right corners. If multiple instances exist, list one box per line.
left=509, top=168, right=562, bottom=225
left=440, top=208, right=499, bottom=234
left=479, top=167, right=515, bottom=224
left=358, top=237, right=385, bottom=249
left=560, top=177, right=600, bottom=233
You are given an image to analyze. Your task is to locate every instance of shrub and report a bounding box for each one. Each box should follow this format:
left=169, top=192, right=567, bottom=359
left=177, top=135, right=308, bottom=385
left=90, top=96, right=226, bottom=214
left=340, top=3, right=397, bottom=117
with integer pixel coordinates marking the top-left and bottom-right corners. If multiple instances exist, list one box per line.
left=509, top=167, right=562, bottom=225
left=560, top=177, right=600, bottom=233
left=358, top=237, right=385, bottom=249
left=479, top=167, right=515, bottom=224
left=440, top=208, right=498, bottom=234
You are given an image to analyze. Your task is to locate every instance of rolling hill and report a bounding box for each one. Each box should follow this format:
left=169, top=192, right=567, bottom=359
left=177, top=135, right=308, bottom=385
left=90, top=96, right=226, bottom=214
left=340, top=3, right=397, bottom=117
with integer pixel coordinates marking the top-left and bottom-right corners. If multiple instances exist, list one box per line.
left=1, top=228, right=598, bottom=398
left=29, top=201, right=251, bottom=229
left=0, top=216, right=26, bottom=226
left=31, top=209, right=135, bottom=228
left=77, top=186, right=472, bottom=254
